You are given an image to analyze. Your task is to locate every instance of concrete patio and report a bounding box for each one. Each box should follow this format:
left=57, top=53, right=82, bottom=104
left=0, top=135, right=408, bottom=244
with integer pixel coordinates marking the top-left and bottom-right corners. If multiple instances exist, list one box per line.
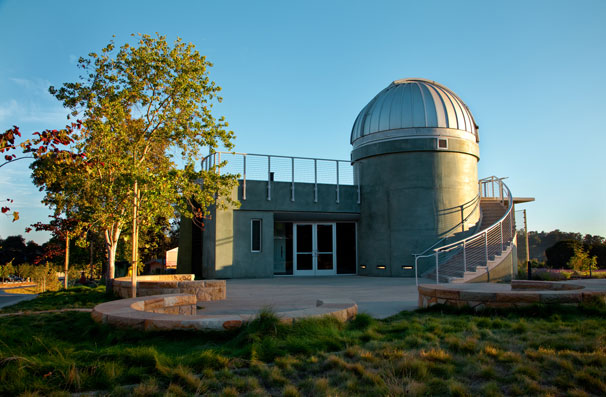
left=197, top=276, right=433, bottom=319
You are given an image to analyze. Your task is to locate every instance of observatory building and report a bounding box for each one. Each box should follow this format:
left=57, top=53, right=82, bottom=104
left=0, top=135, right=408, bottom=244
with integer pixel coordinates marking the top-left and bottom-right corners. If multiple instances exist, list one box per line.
left=178, top=78, right=531, bottom=282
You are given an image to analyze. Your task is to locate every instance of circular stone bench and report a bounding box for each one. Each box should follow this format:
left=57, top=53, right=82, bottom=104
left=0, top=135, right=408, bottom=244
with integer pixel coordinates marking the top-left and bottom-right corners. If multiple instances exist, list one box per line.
left=92, top=294, right=357, bottom=331
left=418, top=279, right=606, bottom=310
left=112, top=274, right=225, bottom=301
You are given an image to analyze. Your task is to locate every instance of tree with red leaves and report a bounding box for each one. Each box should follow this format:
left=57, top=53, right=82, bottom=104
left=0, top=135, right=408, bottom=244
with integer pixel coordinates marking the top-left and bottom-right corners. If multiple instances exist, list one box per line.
left=1, top=123, right=80, bottom=222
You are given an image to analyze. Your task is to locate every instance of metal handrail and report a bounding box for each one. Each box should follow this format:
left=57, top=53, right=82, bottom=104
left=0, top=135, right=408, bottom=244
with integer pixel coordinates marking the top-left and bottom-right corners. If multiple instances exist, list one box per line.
left=438, top=177, right=512, bottom=252
left=414, top=176, right=515, bottom=285
left=201, top=151, right=358, bottom=203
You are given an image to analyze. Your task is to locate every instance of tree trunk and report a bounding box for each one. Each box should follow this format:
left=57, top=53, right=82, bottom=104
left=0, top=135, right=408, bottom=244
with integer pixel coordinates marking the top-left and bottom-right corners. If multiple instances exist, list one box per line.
left=131, top=180, right=139, bottom=298
left=89, top=233, right=94, bottom=279
left=104, top=224, right=121, bottom=285
left=64, top=232, right=70, bottom=289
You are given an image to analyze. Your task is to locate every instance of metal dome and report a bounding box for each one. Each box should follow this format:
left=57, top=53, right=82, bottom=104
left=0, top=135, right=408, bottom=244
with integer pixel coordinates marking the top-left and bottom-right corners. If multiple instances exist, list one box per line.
left=350, top=78, right=478, bottom=147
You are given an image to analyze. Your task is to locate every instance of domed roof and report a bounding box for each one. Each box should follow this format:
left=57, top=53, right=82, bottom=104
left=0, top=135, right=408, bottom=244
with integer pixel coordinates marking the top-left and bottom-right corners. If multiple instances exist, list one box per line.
left=350, top=78, right=478, bottom=146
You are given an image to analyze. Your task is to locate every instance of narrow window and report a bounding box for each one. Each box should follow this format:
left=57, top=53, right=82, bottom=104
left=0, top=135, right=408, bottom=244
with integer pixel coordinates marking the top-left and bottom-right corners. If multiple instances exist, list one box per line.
left=437, top=138, right=448, bottom=149
left=251, top=219, right=262, bottom=252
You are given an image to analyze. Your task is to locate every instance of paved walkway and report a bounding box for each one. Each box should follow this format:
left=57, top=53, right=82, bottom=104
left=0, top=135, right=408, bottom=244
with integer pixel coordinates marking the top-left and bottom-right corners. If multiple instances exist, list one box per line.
left=0, top=288, right=38, bottom=309
left=198, top=276, right=432, bottom=319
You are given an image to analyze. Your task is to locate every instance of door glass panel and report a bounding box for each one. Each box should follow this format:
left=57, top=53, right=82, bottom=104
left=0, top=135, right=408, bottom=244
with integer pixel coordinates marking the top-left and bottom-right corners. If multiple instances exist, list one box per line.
left=316, top=224, right=333, bottom=252
left=317, top=254, right=333, bottom=270
left=296, top=254, right=313, bottom=270
left=296, top=225, right=313, bottom=252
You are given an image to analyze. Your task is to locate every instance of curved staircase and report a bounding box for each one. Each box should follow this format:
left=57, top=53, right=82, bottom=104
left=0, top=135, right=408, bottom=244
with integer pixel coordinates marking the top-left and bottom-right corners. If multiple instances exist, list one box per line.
left=415, top=177, right=516, bottom=284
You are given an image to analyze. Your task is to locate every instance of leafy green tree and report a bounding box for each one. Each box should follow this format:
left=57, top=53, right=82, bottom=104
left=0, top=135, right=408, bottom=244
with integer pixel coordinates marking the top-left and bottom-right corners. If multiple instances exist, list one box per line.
left=567, top=245, right=598, bottom=276
left=50, top=34, right=237, bottom=295
left=0, top=261, right=15, bottom=282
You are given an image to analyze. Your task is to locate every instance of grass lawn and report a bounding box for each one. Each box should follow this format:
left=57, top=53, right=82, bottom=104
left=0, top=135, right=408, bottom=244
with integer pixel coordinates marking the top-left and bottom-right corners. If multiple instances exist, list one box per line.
left=0, top=285, right=115, bottom=313
left=1, top=289, right=606, bottom=396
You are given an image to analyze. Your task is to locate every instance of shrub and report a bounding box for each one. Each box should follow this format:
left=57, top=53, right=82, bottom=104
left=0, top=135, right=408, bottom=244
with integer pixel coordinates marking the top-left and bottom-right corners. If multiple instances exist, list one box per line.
left=17, top=263, right=61, bottom=292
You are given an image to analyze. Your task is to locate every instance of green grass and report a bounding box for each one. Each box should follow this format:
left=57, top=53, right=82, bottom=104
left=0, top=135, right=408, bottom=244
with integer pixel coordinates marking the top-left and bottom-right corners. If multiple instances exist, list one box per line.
left=0, top=285, right=116, bottom=313
left=1, top=302, right=606, bottom=396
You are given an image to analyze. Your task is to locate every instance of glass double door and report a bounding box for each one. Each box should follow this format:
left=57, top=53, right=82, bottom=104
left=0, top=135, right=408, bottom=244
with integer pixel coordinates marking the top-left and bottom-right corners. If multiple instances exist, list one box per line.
left=294, top=223, right=336, bottom=276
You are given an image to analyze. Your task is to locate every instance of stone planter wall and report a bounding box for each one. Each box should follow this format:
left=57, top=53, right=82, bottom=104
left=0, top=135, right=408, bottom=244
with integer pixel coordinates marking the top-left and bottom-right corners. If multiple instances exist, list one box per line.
left=418, top=280, right=606, bottom=310
left=92, top=294, right=357, bottom=331
left=113, top=274, right=225, bottom=301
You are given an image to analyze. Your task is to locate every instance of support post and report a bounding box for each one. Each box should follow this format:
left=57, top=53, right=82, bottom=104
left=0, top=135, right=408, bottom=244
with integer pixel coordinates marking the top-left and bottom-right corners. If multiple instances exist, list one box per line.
left=435, top=253, right=439, bottom=284
left=242, top=155, right=247, bottom=200
left=291, top=157, right=295, bottom=201
left=524, top=209, right=531, bottom=280
left=267, top=156, right=271, bottom=201
left=463, top=240, right=467, bottom=273
left=485, top=231, right=489, bottom=264
left=500, top=222, right=503, bottom=251
left=336, top=160, right=340, bottom=203
left=314, top=159, right=318, bottom=203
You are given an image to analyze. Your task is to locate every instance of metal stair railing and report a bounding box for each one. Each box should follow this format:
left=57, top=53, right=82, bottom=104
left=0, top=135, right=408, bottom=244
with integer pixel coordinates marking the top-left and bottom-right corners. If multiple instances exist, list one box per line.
left=414, top=176, right=515, bottom=285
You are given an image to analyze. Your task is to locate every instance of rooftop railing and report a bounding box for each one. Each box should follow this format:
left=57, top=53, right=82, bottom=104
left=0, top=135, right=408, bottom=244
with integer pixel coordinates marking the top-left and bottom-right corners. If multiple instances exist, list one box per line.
left=202, top=152, right=359, bottom=203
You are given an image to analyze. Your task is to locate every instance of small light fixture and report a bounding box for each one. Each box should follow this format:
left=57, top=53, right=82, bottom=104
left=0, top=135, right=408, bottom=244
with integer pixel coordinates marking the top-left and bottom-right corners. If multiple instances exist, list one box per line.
left=360, top=265, right=366, bottom=269
left=402, top=266, right=413, bottom=270
left=377, top=265, right=386, bottom=270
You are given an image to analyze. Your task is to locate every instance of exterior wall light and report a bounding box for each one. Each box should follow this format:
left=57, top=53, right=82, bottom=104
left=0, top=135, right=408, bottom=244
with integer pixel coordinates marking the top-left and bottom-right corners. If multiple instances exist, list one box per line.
left=377, top=265, right=386, bottom=270
left=402, top=266, right=413, bottom=270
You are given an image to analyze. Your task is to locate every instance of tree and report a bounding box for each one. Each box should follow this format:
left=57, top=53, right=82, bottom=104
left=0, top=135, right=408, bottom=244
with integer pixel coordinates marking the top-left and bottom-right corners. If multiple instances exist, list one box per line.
left=1, top=125, right=79, bottom=222
left=567, top=246, right=598, bottom=276
left=50, top=34, right=238, bottom=295
left=29, top=215, right=81, bottom=289
left=545, top=240, right=579, bottom=268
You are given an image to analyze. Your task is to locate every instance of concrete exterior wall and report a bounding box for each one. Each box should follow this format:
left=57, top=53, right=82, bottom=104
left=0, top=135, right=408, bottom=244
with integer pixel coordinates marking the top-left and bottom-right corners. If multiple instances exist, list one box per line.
left=195, top=180, right=360, bottom=278
left=176, top=217, right=193, bottom=275
left=356, top=149, right=479, bottom=277
left=238, top=180, right=359, bottom=214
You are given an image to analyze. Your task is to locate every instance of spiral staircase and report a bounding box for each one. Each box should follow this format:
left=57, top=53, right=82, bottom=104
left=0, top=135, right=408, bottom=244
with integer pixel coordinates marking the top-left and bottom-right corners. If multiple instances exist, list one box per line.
left=415, top=176, right=517, bottom=284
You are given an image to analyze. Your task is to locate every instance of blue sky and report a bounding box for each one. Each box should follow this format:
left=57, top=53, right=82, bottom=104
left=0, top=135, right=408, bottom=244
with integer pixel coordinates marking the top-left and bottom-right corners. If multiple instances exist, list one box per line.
left=1, top=0, right=605, bottom=244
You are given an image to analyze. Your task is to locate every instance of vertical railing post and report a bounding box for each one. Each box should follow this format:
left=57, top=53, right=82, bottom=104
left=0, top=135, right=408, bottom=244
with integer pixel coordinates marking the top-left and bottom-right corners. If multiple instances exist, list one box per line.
left=461, top=204, right=465, bottom=232
left=485, top=231, right=489, bottom=263
left=463, top=240, right=467, bottom=273
left=435, top=253, right=439, bottom=284
left=267, top=155, right=271, bottom=201
left=415, top=256, right=419, bottom=286
left=314, top=159, right=318, bottom=203
left=291, top=157, right=295, bottom=202
left=242, top=155, right=247, bottom=201
left=217, top=152, right=221, bottom=175
left=336, top=160, right=340, bottom=204
left=500, top=221, right=504, bottom=251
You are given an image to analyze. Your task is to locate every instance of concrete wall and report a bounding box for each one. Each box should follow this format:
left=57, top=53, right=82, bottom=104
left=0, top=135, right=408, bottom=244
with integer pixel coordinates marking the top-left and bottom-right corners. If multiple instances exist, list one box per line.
left=190, top=180, right=360, bottom=278
left=239, top=180, right=360, bottom=214
left=355, top=147, right=479, bottom=277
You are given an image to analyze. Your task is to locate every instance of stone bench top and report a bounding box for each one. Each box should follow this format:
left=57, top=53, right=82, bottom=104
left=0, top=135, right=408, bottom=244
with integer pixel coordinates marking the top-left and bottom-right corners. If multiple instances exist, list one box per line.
left=418, top=279, right=606, bottom=308
left=93, top=293, right=357, bottom=331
